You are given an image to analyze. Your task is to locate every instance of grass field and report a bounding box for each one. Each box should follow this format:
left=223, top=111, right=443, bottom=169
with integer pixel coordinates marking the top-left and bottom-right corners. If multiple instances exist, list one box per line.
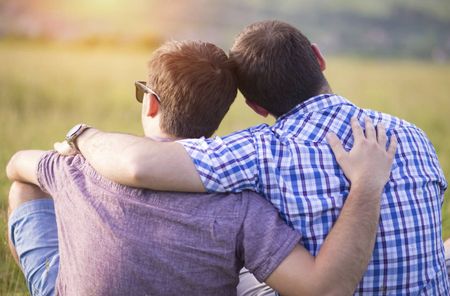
left=1, top=42, right=449, bottom=294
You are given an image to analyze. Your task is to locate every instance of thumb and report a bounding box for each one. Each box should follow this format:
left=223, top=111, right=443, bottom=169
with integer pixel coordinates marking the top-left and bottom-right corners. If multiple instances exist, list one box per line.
left=54, top=141, right=77, bottom=156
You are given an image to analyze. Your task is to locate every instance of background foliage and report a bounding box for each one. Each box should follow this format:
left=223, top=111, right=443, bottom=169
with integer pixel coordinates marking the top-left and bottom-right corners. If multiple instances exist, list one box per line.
left=0, top=41, right=449, bottom=294
left=1, top=0, right=449, bottom=60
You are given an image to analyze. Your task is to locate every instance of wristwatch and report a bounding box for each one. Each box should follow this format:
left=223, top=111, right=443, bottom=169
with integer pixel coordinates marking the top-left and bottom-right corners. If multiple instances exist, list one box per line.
left=65, top=123, right=91, bottom=150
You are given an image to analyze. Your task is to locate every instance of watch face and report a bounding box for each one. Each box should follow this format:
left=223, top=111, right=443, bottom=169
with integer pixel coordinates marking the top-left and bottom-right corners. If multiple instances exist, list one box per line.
left=66, top=124, right=83, bottom=139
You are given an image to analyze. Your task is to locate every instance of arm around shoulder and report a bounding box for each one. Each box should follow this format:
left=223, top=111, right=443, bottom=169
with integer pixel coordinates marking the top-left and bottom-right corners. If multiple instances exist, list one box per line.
left=265, top=118, right=397, bottom=295
left=126, top=141, right=205, bottom=192
left=76, top=129, right=205, bottom=192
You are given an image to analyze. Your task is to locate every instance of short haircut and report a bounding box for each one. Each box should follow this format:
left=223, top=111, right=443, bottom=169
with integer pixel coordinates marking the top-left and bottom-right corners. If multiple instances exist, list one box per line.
left=147, top=40, right=237, bottom=138
left=229, top=20, right=327, bottom=117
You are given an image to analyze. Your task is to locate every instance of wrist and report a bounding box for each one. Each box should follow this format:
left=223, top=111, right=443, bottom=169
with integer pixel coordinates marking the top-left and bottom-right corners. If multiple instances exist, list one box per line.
left=65, top=123, right=91, bottom=151
left=75, top=128, right=98, bottom=153
left=350, top=182, right=384, bottom=198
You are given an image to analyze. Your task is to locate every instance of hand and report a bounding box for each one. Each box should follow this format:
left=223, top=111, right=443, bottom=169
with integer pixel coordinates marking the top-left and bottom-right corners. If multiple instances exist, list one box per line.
left=53, top=140, right=78, bottom=156
left=326, top=116, right=397, bottom=194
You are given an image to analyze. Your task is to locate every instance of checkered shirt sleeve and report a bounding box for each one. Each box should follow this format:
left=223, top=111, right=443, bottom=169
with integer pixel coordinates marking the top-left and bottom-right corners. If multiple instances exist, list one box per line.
left=178, top=127, right=262, bottom=193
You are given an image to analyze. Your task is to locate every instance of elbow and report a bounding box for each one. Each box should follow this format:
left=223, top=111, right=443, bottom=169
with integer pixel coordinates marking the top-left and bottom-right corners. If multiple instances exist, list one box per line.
left=317, top=281, right=356, bottom=296
left=319, top=288, right=352, bottom=296
left=301, top=286, right=352, bottom=296
left=122, top=154, right=149, bottom=188
left=126, top=163, right=144, bottom=187
left=298, top=274, right=355, bottom=296
left=324, top=287, right=354, bottom=296
left=6, top=152, right=20, bottom=181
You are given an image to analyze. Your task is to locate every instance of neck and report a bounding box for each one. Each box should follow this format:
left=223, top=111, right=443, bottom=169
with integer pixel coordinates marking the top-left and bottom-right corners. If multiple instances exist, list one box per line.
left=318, top=82, right=332, bottom=95
left=143, top=117, right=179, bottom=142
left=273, top=83, right=334, bottom=120
left=147, top=135, right=177, bottom=142
left=145, top=129, right=184, bottom=142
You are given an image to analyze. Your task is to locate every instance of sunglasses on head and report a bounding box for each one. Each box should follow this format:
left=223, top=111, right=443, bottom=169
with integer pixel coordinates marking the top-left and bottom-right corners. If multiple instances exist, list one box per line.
left=135, top=81, right=161, bottom=103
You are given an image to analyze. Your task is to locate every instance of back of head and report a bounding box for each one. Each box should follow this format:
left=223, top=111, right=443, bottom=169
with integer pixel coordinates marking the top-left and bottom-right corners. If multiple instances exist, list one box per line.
left=230, top=20, right=327, bottom=117
left=148, top=40, right=237, bottom=138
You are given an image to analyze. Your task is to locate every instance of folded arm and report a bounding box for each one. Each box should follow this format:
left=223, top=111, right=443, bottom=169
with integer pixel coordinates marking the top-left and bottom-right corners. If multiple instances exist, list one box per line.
left=6, top=150, right=47, bottom=186
left=76, top=128, right=205, bottom=192
left=265, top=117, right=397, bottom=296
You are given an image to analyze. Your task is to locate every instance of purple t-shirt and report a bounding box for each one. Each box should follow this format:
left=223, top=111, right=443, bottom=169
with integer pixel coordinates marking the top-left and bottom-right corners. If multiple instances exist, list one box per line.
left=37, top=152, right=300, bottom=295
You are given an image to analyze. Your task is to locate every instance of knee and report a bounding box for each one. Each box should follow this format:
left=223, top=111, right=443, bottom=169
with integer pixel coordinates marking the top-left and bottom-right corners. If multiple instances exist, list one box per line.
left=445, top=238, right=450, bottom=258
left=8, top=181, right=47, bottom=215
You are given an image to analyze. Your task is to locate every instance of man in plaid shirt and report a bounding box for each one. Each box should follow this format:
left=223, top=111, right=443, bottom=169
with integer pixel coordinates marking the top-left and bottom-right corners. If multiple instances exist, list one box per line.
left=72, top=21, right=448, bottom=294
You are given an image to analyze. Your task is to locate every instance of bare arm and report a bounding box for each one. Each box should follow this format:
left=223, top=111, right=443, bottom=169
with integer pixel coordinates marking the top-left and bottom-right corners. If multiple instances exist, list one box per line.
left=76, top=128, right=205, bottom=192
left=266, top=117, right=397, bottom=296
left=6, top=150, right=47, bottom=186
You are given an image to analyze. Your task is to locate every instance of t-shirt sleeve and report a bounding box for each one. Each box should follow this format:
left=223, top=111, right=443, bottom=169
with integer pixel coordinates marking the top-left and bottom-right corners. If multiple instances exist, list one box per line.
left=238, top=191, right=301, bottom=282
left=37, top=151, right=80, bottom=197
left=177, top=128, right=259, bottom=193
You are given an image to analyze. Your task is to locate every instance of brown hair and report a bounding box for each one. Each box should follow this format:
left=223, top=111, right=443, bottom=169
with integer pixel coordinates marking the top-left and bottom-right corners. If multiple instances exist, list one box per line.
left=229, top=20, right=327, bottom=117
left=147, top=40, right=237, bottom=138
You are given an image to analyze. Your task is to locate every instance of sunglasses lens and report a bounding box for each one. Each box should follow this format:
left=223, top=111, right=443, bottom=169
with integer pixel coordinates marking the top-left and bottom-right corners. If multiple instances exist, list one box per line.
left=135, top=84, right=144, bottom=103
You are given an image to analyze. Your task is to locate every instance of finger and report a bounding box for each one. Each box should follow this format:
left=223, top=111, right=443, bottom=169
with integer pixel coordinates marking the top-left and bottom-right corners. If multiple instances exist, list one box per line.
left=53, top=142, right=65, bottom=153
left=364, top=117, right=376, bottom=141
left=326, top=133, right=347, bottom=161
left=376, top=124, right=387, bottom=148
left=350, top=116, right=364, bottom=142
left=53, top=143, right=66, bottom=155
left=54, top=141, right=77, bottom=156
left=387, top=134, right=398, bottom=158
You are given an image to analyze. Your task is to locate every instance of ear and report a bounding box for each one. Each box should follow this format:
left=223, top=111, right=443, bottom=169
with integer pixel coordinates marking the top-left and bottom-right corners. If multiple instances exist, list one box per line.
left=245, top=99, right=269, bottom=118
left=311, top=43, right=326, bottom=71
left=144, top=94, right=160, bottom=117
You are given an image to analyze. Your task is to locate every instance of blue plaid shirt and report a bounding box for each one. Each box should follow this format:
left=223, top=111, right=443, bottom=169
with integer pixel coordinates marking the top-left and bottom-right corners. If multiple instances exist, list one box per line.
left=179, top=94, right=449, bottom=294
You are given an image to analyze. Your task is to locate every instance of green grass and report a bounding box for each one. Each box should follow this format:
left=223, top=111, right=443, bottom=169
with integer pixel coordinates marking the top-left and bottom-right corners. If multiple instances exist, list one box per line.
left=1, top=42, right=449, bottom=294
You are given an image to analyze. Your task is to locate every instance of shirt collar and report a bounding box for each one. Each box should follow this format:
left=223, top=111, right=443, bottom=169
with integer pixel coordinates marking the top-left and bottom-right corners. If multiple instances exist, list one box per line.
left=277, top=93, right=353, bottom=122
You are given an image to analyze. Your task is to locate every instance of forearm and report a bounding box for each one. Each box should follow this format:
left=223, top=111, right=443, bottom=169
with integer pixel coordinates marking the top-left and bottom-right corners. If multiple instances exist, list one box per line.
left=77, top=129, right=205, bottom=192
left=76, top=128, right=143, bottom=186
left=264, top=186, right=382, bottom=296
left=313, top=185, right=382, bottom=295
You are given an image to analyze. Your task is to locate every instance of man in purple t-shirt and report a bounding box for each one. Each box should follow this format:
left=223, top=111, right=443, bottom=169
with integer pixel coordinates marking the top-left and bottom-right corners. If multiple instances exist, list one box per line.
left=6, top=40, right=395, bottom=295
